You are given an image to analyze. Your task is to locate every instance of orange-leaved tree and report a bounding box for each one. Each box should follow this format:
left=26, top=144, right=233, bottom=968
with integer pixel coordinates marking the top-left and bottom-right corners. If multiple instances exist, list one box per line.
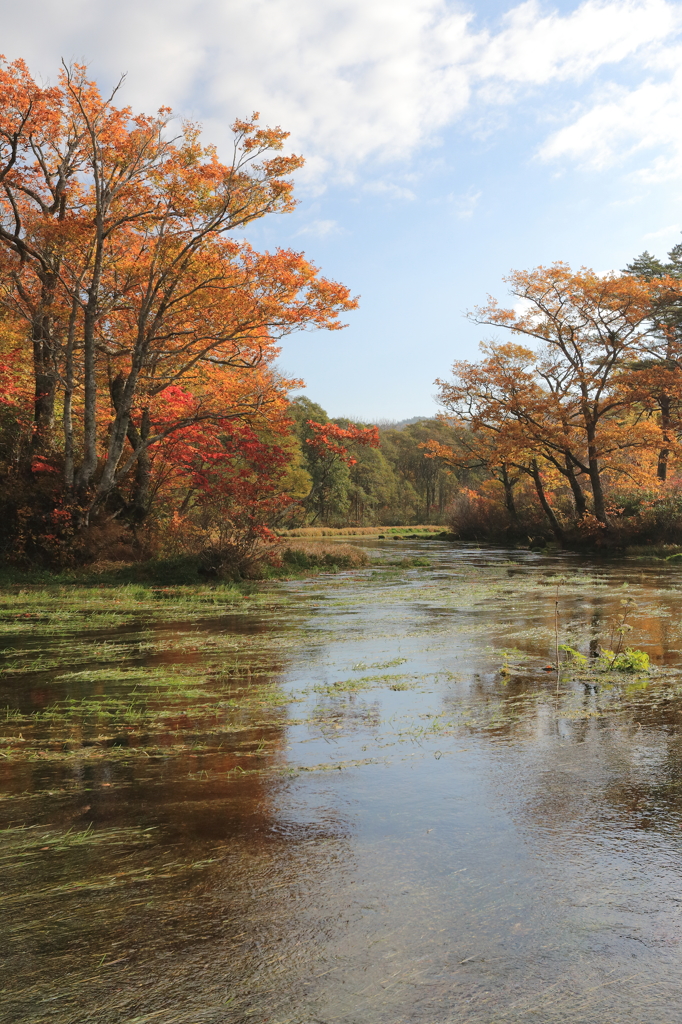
left=0, top=58, right=356, bottom=559
left=427, top=343, right=569, bottom=541
left=466, top=263, right=677, bottom=525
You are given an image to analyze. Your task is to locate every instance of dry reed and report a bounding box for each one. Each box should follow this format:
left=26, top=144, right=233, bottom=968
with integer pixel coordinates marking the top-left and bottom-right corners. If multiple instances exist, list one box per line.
left=277, top=526, right=443, bottom=538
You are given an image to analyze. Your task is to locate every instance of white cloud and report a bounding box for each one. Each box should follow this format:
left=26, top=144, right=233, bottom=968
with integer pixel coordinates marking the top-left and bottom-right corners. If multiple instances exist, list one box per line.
left=644, top=223, right=681, bottom=240
left=363, top=181, right=417, bottom=201
left=478, top=0, right=680, bottom=85
left=539, top=68, right=682, bottom=177
left=294, top=219, right=341, bottom=238
left=448, top=187, right=482, bottom=218
left=513, top=297, right=535, bottom=316
left=2, top=0, right=682, bottom=180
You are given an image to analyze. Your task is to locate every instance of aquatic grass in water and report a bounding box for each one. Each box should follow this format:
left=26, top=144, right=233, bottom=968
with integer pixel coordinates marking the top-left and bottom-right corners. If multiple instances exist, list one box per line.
left=313, top=673, right=412, bottom=694
left=351, top=657, right=408, bottom=671
left=2, top=551, right=682, bottom=1022
left=0, top=822, right=157, bottom=861
left=0, top=579, right=284, bottom=639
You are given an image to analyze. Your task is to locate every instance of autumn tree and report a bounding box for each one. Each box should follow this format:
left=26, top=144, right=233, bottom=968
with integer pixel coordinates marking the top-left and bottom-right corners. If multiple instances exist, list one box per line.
left=467, top=263, right=675, bottom=525
left=427, top=343, right=570, bottom=541
left=0, top=58, right=356, bottom=558
left=623, top=243, right=682, bottom=479
left=148, top=387, right=300, bottom=561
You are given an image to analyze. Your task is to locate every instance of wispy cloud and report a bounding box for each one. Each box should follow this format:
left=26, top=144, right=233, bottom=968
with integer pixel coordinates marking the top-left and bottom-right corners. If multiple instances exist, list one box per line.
left=3, top=0, right=682, bottom=181
left=294, top=219, right=341, bottom=239
left=363, top=181, right=417, bottom=201
left=539, top=65, right=682, bottom=177
left=478, top=0, right=680, bottom=85
left=448, top=188, right=482, bottom=219
left=644, top=223, right=681, bottom=240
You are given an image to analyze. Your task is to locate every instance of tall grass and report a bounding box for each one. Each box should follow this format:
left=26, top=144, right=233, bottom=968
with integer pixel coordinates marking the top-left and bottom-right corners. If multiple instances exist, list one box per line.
left=280, top=542, right=369, bottom=569
left=277, top=525, right=443, bottom=537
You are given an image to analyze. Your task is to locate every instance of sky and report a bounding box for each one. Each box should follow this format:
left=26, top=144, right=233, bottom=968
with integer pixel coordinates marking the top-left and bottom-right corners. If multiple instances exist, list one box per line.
left=4, top=0, right=682, bottom=420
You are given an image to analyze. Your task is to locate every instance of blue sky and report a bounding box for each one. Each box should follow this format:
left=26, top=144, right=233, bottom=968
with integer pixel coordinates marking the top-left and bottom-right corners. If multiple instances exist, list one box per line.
left=5, top=0, right=682, bottom=419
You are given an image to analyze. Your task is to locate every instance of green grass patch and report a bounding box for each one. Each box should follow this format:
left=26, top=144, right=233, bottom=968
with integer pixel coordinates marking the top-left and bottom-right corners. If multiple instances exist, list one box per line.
left=313, top=673, right=411, bottom=694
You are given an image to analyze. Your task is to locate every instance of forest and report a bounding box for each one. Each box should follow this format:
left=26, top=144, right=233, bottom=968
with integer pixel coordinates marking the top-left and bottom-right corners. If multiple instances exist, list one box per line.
left=3, top=57, right=682, bottom=574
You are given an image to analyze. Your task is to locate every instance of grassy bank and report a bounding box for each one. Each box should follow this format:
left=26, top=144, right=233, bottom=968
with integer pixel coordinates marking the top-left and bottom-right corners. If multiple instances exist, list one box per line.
left=0, top=526, right=451, bottom=589
left=277, top=525, right=445, bottom=537
left=0, top=540, right=372, bottom=590
left=625, top=543, right=682, bottom=559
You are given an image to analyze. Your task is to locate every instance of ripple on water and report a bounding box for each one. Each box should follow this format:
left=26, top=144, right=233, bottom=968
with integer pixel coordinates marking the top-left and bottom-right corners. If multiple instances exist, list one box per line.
left=1, top=545, right=682, bottom=1023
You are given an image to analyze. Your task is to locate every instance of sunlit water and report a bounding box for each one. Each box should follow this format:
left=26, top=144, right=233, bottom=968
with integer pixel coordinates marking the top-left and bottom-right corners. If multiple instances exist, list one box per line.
left=2, top=544, right=682, bottom=1023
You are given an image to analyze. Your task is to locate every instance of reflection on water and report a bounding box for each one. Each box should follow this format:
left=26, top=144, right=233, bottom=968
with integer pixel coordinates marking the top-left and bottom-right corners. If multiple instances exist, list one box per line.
left=2, top=545, right=682, bottom=1023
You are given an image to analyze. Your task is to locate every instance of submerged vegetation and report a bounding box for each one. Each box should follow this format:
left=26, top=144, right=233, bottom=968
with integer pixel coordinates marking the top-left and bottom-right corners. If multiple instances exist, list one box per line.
left=2, top=544, right=682, bottom=1021
left=1, top=553, right=680, bottom=772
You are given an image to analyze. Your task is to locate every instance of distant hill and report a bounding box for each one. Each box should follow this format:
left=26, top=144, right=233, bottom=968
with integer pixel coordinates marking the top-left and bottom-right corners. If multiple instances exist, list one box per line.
left=340, top=415, right=435, bottom=430
left=374, top=416, right=434, bottom=430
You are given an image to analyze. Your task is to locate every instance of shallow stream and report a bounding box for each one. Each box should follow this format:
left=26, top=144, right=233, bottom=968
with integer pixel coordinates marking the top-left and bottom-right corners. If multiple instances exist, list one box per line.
left=2, top=542, right=682, bottom=1023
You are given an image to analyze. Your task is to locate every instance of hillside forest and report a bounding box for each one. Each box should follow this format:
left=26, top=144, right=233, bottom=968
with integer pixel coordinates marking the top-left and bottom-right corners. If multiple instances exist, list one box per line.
left=3, top=58, right=682, bottom=570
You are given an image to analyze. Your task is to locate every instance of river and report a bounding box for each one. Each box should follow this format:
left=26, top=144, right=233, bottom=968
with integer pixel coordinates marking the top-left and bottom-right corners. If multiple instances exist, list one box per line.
left=1, top=541, right=682, bottom=1023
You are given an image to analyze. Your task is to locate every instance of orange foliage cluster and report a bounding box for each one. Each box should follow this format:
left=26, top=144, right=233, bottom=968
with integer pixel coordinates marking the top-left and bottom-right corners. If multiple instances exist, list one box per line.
left=0, top=57, right=357, bottom=563
left=428, top=262, right=682, bottom=544
left=305, top=421, right=379, bottom=465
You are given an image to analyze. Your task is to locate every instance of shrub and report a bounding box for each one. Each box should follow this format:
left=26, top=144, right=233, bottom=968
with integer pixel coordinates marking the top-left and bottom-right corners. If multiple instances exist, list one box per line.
left=447, top=485, right=547, bottom=542
left=559, top=644, right=588, bottom=668
left=198, top=542, right=275, bottom=581
left=607, top=490, right=682, bottom=546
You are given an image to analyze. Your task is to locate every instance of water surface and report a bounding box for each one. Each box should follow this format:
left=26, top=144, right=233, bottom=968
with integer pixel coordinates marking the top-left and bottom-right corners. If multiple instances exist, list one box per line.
left=2, top=544, right=682, bottom=1023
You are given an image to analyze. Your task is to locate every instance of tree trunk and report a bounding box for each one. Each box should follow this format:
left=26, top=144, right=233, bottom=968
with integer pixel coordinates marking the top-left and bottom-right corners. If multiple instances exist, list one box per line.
left=564, top=454, right=587, bottom=518
left=13, top=261, right=61, bottom=468
left=108, top=373, right=151, bottom=521
left=657, top=393, right=671, bottom=481
left=30, top=302, right=57, bottom=460
left=585, top=421, right=609, bottom=526
left=500, top=463, right=519, bottom=524
left=63, top=298, right=79, bottom=490
left=96, top=355, right=145, bottom=503
left=131, top=408, right=151, bottom=521
left=529, top=459, right=564, bottom=544
left=74, top=236, right=105, bottom=494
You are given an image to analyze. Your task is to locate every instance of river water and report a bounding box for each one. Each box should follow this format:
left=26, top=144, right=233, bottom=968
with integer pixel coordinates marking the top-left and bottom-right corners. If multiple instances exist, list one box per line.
left=1, top=543, right=682, bottom=1023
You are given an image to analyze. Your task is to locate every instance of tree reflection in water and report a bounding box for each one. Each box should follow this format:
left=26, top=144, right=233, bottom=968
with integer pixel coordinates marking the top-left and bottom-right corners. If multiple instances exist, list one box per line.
left=2, top=546, right=682, bottom=1022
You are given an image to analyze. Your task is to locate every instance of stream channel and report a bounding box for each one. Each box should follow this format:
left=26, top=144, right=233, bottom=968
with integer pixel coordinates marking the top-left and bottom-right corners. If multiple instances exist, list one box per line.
left=1, top=540, right=682, bottom=1023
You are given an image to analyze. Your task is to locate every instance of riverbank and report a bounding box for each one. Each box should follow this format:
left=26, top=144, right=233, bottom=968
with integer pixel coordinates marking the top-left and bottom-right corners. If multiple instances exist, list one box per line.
left=0, top=543, right=370, bottom=588
left=277, top=525, right=446, bottom=537
left=0, top=529, right=451, bottom=587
